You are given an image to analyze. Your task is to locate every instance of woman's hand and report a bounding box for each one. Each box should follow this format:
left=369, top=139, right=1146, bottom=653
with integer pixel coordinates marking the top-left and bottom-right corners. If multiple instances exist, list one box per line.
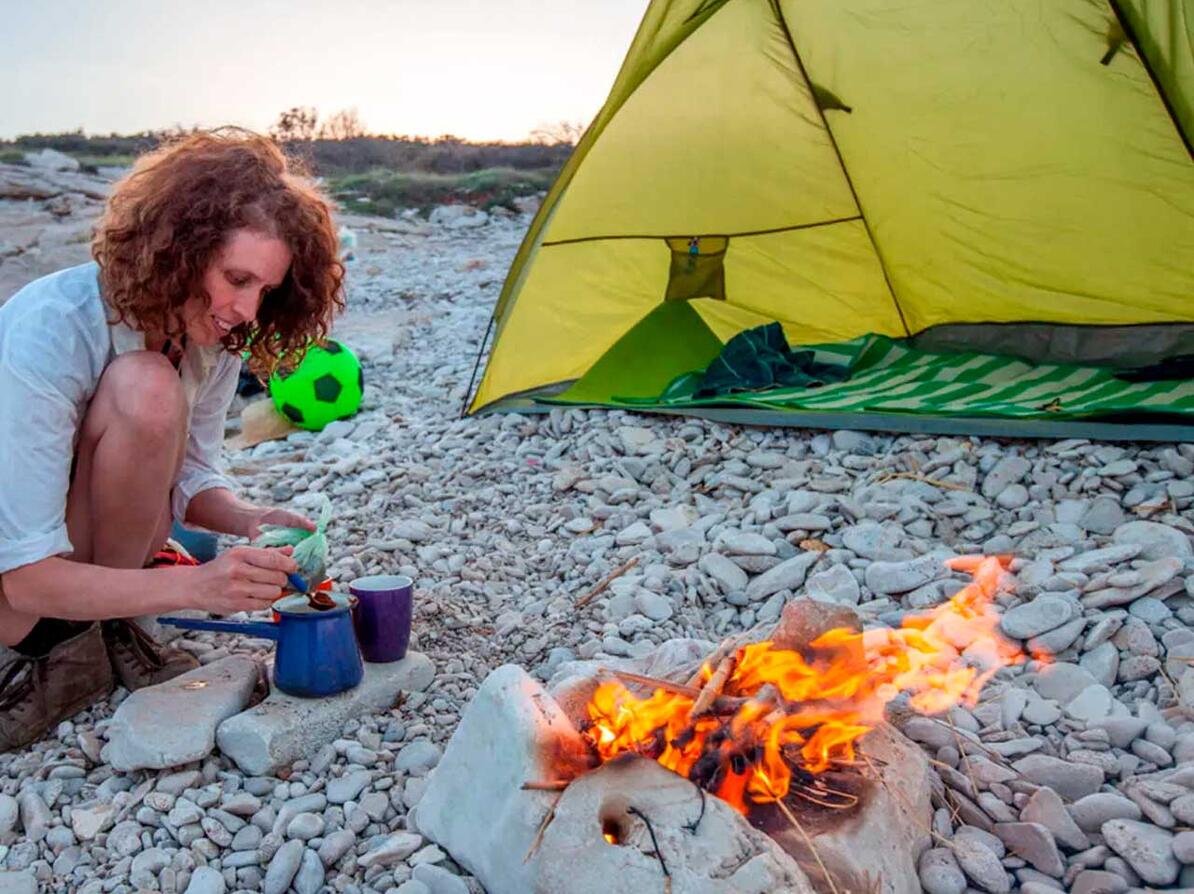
left=245, top=507, right=317, bottom=542
left=186, top=545, right=298, bottom=614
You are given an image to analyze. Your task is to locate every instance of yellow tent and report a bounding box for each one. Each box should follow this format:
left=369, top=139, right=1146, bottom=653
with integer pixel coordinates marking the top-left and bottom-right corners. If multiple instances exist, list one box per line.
left=467, top=0, right=1194, bottom=436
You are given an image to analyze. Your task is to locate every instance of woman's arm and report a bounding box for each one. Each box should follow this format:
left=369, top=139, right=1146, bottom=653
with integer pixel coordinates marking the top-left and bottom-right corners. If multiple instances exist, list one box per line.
left=2, top=546, right=299, bottom=622
left=185, top=487, right=315, bottom=541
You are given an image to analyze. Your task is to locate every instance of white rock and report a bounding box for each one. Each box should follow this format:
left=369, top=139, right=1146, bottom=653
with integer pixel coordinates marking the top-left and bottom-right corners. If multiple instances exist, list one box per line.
left=218, top=653, right=433, bottom=775
left=103, top=655, right=258, bottom=771
left=415, top=665, right=591, bottom=894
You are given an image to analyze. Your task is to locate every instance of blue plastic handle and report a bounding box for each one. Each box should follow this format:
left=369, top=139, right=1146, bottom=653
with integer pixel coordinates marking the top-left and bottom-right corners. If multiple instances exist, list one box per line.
left=158, top=616, right=280, bottom=639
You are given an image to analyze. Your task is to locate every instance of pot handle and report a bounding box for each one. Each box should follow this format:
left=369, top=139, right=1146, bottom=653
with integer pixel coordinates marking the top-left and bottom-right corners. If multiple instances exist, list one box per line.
left=158, top=617, right=280, bottom=639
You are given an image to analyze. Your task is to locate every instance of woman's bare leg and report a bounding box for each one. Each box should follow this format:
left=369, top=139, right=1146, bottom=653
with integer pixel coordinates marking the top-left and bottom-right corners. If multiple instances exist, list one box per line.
left=0, top=352, right=187, bottom=646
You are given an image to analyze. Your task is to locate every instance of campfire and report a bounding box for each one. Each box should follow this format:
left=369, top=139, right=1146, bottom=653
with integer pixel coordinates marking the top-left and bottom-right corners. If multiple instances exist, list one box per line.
left=581, top=556, right=1030, bottom=821
left=416, top=555, right=1041, bottom=894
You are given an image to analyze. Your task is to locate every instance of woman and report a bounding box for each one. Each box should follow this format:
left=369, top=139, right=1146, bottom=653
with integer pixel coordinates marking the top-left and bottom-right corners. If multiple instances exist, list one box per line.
left=0, top=130, right=345, bottom=750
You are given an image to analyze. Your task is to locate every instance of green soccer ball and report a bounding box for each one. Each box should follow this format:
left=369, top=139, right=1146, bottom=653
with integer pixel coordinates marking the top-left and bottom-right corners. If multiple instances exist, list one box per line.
left=268, top=340, right=364, bottom=431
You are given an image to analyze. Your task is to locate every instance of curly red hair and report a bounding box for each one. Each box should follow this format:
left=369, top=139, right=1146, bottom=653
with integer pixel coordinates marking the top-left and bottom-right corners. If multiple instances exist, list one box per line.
left=93, top=128, right=345, bottom=372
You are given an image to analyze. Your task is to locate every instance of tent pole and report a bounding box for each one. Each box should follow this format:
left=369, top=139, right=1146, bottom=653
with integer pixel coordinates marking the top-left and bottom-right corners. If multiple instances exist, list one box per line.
left=460, top=315, right=496, bottom=418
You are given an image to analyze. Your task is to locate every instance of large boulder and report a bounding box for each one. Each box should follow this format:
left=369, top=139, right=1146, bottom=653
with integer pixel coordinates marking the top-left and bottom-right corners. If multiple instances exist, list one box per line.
left=536, top=756, right=814, bottom=894
left=415, top=665, right=593, bottom=894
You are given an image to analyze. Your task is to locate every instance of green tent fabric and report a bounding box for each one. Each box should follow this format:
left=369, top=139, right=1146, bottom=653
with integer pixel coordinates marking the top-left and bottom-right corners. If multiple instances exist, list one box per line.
left=467, top=0, right=1194, bottom=440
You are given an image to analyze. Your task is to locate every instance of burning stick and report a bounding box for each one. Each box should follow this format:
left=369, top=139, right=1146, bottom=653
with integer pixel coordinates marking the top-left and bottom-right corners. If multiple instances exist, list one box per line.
left=601, top=669, right=702, bottom=699
left=691, top=655, right=736, bottom=717
left=575, top=556, right=640, bottom=607
left=521, top=780, right=571, bottom=791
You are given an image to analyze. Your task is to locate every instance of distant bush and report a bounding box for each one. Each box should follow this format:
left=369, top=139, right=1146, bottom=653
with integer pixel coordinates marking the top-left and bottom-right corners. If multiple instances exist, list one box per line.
left=330, top=166, right=555, bottom=216
left=0, top=149, right=27, bottom=166
left=1, top=121, right=574, bottom=217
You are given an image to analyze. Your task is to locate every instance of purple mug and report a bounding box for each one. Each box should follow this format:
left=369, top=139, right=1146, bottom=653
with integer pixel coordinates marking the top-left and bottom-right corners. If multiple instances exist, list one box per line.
left=349, top=575, right=413, bottom=663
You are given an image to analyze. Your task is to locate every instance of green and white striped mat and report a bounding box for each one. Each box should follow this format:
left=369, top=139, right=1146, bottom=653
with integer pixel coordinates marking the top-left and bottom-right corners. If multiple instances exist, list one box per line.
left=650, top=335, right=1194, bottom=420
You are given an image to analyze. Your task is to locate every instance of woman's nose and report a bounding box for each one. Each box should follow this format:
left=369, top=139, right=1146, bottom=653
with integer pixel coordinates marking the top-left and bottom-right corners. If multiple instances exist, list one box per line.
left=234, top=292, right=261, bottom=324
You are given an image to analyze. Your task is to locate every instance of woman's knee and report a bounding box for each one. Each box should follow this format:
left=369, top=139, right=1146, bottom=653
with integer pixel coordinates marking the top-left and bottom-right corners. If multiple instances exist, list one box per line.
left=91, top=352, right=187, bottom=441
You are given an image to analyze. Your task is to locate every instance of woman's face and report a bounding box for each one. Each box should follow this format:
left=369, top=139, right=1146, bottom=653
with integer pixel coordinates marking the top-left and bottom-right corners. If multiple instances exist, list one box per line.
left=184, top=228, right=292, bottom=347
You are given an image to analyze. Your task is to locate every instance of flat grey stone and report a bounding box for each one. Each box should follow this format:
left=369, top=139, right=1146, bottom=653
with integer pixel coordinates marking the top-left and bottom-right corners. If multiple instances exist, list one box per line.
left=1080, top=641, right=1119, bottom=688
left=1101, top=818, right=1179, bottom=885
left=981, top=456, right=1030, bottom=500
left=805, top=564, right=861, bottom=606
left=1026, top=617, right=1085, bottom=655
left=411, top=864, right=470, bottom=894
left=182, top=866, right=226, bottom=894
left=1070, top=871, right=1128, bottom=894
left=359, top=831, right=423, bottom=867
left=1020, top=786, right=1088, bottom=850
left=1000, top=596, right=1076, bottom=640
left=698, top=553, right=747, bottom=594
left=952, top=834, right=1010, bottom=892
left=217, top=652, right=433, bottom=775
left=1112, top=521, right=1193, bottom=561
left=865, top=554, right=944, bottom=595
left=326, top=771, right=371, bottom=805
left=102, top=655, right=258, bottom=771
left=0, top=872, right=36, bottom=894
left=1065, top=684, right=1114, bottom=723
left=993, top=822, right=1064, bottom=877
left=263, top=838, right=304, bottom=894
left=842, top=523, right=909, bottom=561
left=1011, top=755, right=1103, bottom=800
left=1032, top=663, right=1097, bottom=704
left=918, top=848, right=966, bottom=894
left=1069, top=793, right=1143, bottom=831
left=744, top=552, right=818, bottom=601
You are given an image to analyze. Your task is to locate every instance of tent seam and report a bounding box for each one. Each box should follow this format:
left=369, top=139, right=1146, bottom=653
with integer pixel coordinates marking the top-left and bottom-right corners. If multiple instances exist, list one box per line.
left=541, top=214, right=864, bottom=247
left=1107, top=0, right=1194, bottom=160
left=768, top=0, right=912, bottom=339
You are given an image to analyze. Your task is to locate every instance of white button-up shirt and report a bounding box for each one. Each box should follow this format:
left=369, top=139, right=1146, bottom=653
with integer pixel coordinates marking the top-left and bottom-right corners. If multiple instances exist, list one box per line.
left=0, top=262, right=239, bottom=574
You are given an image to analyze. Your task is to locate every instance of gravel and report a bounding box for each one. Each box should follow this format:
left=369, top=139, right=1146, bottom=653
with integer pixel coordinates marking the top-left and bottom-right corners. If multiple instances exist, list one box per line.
left=2, top=195, right=1194, bottom=892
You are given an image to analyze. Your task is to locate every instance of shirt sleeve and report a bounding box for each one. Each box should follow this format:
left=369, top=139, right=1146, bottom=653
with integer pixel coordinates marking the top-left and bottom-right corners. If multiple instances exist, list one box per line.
left=0, top=301, right=102, bottom=575
left=172, top=353, right=239, bottom=524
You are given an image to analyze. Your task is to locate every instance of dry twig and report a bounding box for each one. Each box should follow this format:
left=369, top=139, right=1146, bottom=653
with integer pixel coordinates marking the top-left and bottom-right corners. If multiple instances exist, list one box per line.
left=874, top=471, right=971, bottom=492
left=772, top=794, right=842, bottom=894
left=576, top=556, right=641, bottom=607
left=691, top=655, right=736, bottom=716
left=523, top=791, right=563, bottom=863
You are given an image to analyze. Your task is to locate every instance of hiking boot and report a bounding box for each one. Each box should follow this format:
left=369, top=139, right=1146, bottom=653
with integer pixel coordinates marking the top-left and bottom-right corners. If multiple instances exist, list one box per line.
left=0, top=624, right=114, bottom=753
left=102, top=618, right=199, bottom=691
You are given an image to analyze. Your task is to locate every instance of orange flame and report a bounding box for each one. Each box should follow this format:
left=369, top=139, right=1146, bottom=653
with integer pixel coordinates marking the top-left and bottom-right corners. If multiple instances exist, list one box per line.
left=583, top=556, right=1032, bottom=814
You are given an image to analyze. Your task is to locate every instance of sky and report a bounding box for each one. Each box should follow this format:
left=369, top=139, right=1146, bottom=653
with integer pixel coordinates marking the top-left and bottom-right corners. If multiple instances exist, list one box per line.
left=0, top=0, right=648, bottom=142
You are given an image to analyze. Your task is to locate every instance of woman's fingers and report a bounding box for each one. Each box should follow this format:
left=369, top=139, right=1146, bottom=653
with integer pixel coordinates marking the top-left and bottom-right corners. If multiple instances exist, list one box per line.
left=236, top=546, right=298, bottom=574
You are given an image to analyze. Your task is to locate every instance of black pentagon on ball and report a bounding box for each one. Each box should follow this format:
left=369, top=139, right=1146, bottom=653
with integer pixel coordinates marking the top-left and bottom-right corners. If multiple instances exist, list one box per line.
left=313, top=373, right=343, bottom=403
left=281, top=402, right=304, bottom=424
left=323, top=340, right=344, bottom=354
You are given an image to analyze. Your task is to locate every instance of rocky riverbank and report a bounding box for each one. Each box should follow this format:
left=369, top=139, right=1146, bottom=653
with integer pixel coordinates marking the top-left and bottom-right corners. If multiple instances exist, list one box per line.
left=1, top=161, right=1193, bottom=893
